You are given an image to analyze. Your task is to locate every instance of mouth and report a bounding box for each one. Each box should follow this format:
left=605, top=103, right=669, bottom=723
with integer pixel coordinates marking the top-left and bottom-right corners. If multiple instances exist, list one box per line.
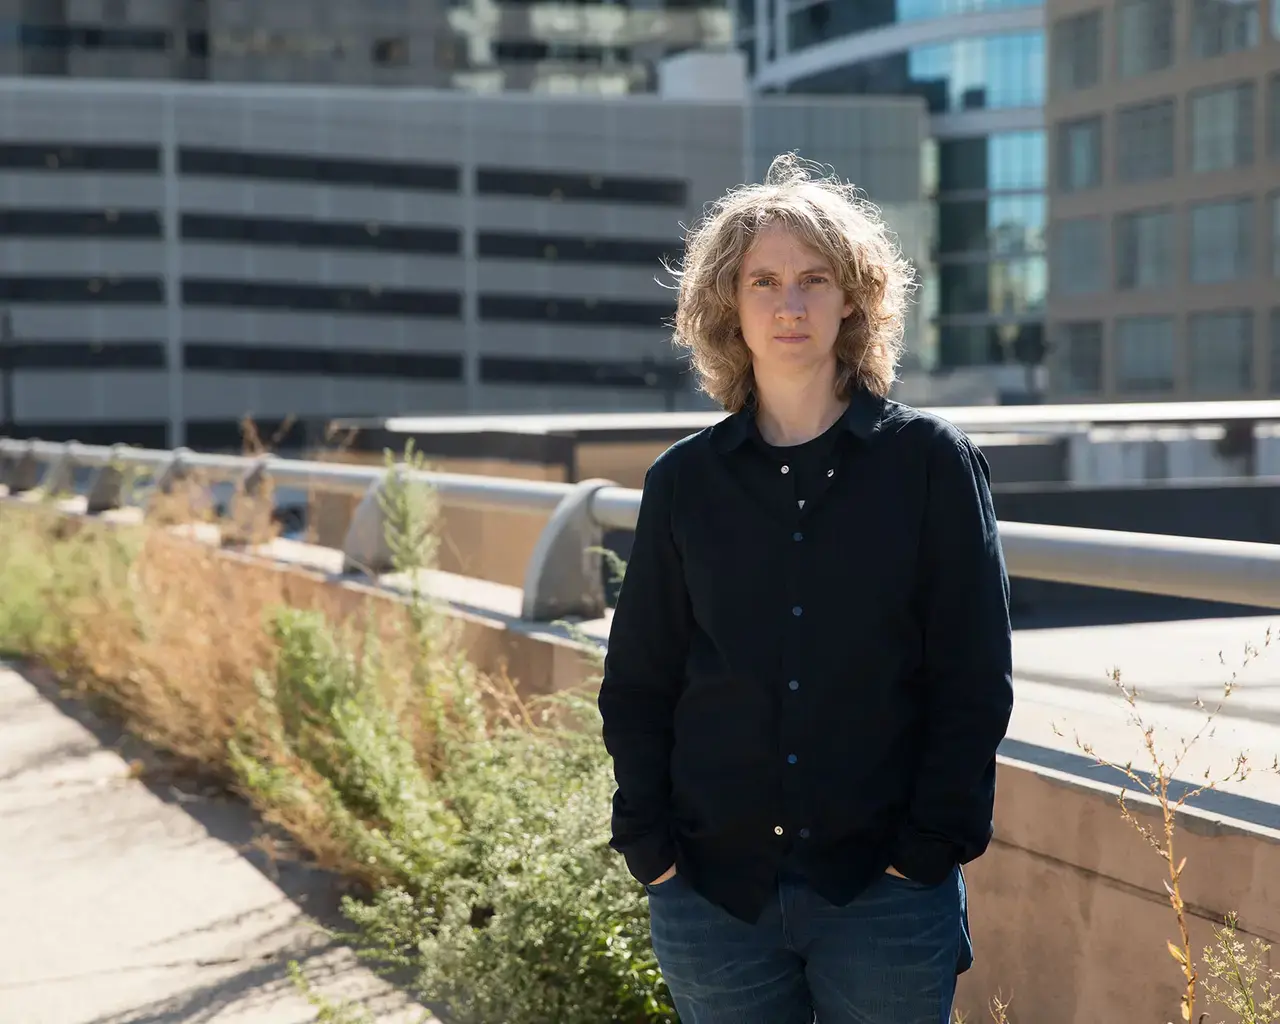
left=774, top=335, right=809, bottom=343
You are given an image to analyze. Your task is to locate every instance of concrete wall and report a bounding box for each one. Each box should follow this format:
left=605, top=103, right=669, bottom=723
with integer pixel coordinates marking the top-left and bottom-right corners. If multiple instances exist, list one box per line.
left=956, top=757, right=1280, bottom=1023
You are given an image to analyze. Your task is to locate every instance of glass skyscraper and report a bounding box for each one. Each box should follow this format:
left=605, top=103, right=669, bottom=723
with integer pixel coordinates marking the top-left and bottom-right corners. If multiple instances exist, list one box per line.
left=739, top=0, right=1046, bottom=376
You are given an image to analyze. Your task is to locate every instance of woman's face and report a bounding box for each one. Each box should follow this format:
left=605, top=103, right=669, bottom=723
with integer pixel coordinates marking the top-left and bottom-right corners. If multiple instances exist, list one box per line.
left=735, top=224, right=853, bottom=387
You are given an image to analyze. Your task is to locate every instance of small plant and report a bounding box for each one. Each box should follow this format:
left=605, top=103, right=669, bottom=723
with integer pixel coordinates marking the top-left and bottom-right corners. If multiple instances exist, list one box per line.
left=1202, top=912, right=1280, bottom=1023
left=1060, top=628, right=1277, bottom=1023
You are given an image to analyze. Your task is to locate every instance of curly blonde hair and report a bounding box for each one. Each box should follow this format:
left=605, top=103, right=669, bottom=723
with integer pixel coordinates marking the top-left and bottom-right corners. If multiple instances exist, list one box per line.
left=667, top=153, right=916, bottom=413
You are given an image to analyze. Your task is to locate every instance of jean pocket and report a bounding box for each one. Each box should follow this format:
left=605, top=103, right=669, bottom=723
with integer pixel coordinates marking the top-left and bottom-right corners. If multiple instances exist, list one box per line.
left=645, top=873, right=682, bottom=896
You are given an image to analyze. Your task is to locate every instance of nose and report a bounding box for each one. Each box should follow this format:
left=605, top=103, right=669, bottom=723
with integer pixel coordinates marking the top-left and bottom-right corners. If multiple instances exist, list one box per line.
left=776, top=282, right=806, bottom=321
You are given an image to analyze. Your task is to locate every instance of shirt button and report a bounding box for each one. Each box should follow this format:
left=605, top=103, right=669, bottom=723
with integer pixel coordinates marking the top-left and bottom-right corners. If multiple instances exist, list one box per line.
left=774, top=825, right=785, bottom=836
left=787, top=753, right=798, bottom=764
left=792, top=606, right=802, bottom=617
left=781, top=465, right=790, bottom=475
left=799, top=828, right=811, bottom=839
left=793, top=531, right=803, bottom=542
left=788, top=679, right=799, bottom=691
left=826, top=468, right=834, bottom=477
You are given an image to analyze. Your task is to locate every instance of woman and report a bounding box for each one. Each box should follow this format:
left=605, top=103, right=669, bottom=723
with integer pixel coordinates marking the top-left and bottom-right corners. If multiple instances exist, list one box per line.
left=598, top=154, right=1014, bottom=1023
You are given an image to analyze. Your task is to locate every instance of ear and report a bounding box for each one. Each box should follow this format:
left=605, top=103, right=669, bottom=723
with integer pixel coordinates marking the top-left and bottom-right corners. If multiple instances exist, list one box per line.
left=842, top=298, right=855, bottom=319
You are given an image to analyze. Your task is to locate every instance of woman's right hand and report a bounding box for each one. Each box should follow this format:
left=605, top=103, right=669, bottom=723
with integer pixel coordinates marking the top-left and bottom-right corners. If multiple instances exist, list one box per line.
left=649, top=864, right=678, bottom=886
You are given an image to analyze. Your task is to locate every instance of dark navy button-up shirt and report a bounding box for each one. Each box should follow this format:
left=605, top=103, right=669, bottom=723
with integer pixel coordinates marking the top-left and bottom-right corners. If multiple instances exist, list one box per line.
left=598, top=387, right=1014, bottom=924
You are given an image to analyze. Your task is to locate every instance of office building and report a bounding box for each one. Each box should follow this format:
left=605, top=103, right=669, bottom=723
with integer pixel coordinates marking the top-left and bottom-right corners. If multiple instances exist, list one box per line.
left=740, top=1, right=1047, bottom=395
left=1045, top=0, right=1280, bottom=401
left=0, top=73, right=927, bottom=449
left=0, top=0, right=733, bottom=96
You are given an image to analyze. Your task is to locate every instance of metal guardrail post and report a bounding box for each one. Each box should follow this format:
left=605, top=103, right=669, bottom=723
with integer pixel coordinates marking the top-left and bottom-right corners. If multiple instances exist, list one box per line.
left=521, top=479, right=617, bottom=621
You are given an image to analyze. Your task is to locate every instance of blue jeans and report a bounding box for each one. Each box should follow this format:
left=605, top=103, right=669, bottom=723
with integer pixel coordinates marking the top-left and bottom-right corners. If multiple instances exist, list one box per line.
left=646, top=867, right=972, bottom=1023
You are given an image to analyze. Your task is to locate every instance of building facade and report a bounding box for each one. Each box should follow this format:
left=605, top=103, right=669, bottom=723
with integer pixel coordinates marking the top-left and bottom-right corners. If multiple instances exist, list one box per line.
left=740, top=0, right=1047, bottom=387
left=1045, top=0, right=1280, bottom=402
left=0, top=0, right=733, bottom=96
left=0, top=76, right=926, bottom=449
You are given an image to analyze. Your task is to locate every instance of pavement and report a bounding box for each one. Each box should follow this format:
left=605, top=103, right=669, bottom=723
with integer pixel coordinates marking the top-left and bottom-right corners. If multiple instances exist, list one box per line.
left=1003, top=613, right=1280, bottom=826
left=0, top=660, right=435, bottom=1024
left=3, top=610, right=1280, bottom=1023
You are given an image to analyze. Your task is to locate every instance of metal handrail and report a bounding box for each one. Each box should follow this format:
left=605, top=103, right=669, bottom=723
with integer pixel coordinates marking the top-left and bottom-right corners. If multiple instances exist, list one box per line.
left=5, top=436, right=1280, bottom=617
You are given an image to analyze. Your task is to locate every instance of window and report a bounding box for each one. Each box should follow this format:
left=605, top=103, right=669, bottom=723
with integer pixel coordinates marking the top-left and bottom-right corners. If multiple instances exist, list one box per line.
left=1272, top=310, right=1280, bottom=391
left=478, top=294, right=675, bottom=328
left=939, top=131, right=1046, bottom=191
left=0, top=141, right=159, bottom=173
left=181, top=214, right=460, bottom=255
left=476, top=168, right=686, bottom=207
left=1052, top=321, right=1103, bottom=395
left=1270, top=74, right=1280, bottom=159
left=1115, top=316, right=1176, bottom=392
left=479, top=355, right=687, bottom=391
left=939, top=196, right=1045, bottom=256
left=787, top=2, right=898, bottom=52
left=6, top=341, right=165, bottom=370
left=907, top=32, right=1044, bottom=113
left=790, top=32, right=1045, bottom=113
left=183, top=344, right=463, bottom=381
left=1051, top=10, right=1101, bottom=94
left=0, top=276, right=164, bottom=304
left=477, top=232, right=677, bottom=266
left=1190, top=0, right=1258, bottom=59
left=938, top=325, right=1008, bottom=368
left=1115, top=99, right=1175, bottom=182
left=179, top=147, right=460, bottom=192
left=1115, top=209, right=1174, bottom=290
left=1057, top=116, right=1103, bottom=192
left=1051, top=218, right=1104, bottom=296
left=1190, top=82, right=1256, bottom=173
left=1272, top=193, right=1280, bottom=276
left=1117, top=0, right=1174, bottom=78
left=372, top=37, right=410, bottom=66
left=1188, top=311, right=1253, bottom=394
left=940, top=258, right=1046, bottom=316
left=0, top=208, right=162, bottom=238
left=182, top=279, right=462, bottom=318
left=899, top=0, right=1043, bottom=18
left=1189, top=198, right=1254, bottom=284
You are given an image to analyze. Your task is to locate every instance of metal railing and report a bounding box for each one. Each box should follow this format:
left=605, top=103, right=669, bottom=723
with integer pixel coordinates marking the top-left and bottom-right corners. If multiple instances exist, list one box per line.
left=4, top=436, right=1280, bottom=621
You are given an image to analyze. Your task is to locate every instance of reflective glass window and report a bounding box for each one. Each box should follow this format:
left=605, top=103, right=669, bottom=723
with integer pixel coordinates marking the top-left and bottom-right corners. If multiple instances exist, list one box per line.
left=1115, top=208, right=1174, bottom=290
left=1052, top=322, right=1104, bottom=395
left=1117, top=0, right=1175, bottom=79
left=1188, top=311, right=1254, bottom=394
left=909, top=32, right=1044, bottom=113
left=939, top=195, right=1045, bottom=255
left=940, top=256, right=1046, bottom=316
left=1189, top=198, right=1254, bottom=284
left=1190, top=82, right=1256, bottom=173
left=1115, top=316, right=1176, bottom=393
left=1189, top=0, right=1258, bottom=59
left=785, top=33, right=1044, bottom=113
left=938, top=131, right=1045, bottom=191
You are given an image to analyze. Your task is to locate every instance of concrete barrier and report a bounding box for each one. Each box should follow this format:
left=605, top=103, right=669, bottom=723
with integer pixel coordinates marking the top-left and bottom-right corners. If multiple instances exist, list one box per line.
left=5, top=495, right=1278, bottom=1022
left=956, top=758, right=1280, bottom=1022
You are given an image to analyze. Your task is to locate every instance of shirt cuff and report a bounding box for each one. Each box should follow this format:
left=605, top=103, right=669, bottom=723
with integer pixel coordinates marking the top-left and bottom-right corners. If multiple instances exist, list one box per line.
left=616, top=829, right=678, bottom=887
left=890, top=829, right=959, bottom=886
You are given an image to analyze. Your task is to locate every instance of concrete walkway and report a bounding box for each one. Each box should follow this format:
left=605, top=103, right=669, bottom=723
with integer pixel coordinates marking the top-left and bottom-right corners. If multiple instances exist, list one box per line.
left=0, top=661, right=434, bottom=1024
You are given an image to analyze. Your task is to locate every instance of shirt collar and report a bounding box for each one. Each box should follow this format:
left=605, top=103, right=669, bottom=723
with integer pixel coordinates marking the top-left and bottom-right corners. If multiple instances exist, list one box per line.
left=711, top=386, right=886, bottom=454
